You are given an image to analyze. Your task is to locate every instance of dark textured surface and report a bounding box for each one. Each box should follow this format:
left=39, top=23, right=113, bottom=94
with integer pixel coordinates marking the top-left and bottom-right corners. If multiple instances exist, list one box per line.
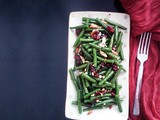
left=0, top=0, right=125, bottom=120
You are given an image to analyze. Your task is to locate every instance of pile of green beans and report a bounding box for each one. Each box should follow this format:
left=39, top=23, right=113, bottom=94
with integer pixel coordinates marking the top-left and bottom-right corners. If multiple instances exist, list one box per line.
left=69, top=17, right=126, bottom=114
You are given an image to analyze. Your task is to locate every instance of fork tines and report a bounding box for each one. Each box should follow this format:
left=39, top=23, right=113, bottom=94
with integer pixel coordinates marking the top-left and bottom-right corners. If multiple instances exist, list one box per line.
left=138, top=32, right=152, bottom=54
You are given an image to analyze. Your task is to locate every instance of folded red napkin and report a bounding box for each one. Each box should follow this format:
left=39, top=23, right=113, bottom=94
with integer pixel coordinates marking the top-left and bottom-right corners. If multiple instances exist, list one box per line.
left=120, top=0, right=160, bottom=120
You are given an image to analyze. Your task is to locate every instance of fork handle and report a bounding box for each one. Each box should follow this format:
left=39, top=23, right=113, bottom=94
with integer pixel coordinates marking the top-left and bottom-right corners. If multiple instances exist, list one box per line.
left=133, top=62, right=144, bottom=115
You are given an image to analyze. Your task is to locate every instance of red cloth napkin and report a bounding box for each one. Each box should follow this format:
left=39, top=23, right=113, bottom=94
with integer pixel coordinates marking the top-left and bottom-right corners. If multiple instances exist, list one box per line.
left=120, top=0, right=160, bottom=120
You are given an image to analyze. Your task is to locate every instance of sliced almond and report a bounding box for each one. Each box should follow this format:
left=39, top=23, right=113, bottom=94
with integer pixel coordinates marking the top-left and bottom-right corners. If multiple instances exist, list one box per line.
left=102, top=20, right=108, bottom=25
left=80, top=55, right=85, bottom=63
left=100, top=50, right=108, bottom=58
left=75, top=47, right=79, bottom=54
left=87, top=110, right=92, bottom=115
left=99, top=43, right=106, bottom=47
left=90, top=23, right=101, bottom=29
left=112, top=50, right=118, bottom=56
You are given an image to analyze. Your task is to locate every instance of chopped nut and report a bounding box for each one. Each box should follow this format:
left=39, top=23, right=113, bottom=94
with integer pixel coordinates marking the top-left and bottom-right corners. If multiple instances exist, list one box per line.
left=100, top=50, right=108, bottom=58
left=90, top=23, right=101, bottom=29
left=80, top=55, right=85, bottom=63
left=102, top=88, right=106, bottom=91
left=91, top=72, right=94, bottom=76
left=99, top=75, right=103, bottom=79
left=96, top=99, right=100, bottom=102
left=99, top=37, right=107, bottom=47
left=75, top=47, right=79, bottom=53
left=102, top=37, right=107, bottom=43
left=112, top=50, right=118, bottom=56
left=99, top=43, right=106, bottom=47
left=91, top=94, right=95, bottom=97
left=87, top=110, right=92, bottom=115
left=102, top=20, right=108, bottom=25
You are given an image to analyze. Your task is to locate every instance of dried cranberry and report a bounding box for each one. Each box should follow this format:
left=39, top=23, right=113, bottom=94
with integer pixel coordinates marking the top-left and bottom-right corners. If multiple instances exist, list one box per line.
left=106, top=26, right=114, bottom=33
left=94, top=72, right=99, bottom=78
left=101, top=90, right=107, bottom=94
left=76, top=29, right=82, bottom=36
left=111, top=92, right=115, bottom=97
left=100, top=34, right=107, bottom=38
left=95, top=90, right=101, bottom=96
left=87, top=103, right=93, bottom=107
left=100, top=62, right=106, bottom=68
left=89, top=64, right=96, bottom=73
left=109, top=105, right=113, bottom=109
left=90, top=30, right=101, bottom=40
left=112, top=64, right=118, bottom=71
left=112, top=46, right=117, bottom=51
left=74, top=54, right=82, bottom=66
left=106, top=63, right=112, bottom=67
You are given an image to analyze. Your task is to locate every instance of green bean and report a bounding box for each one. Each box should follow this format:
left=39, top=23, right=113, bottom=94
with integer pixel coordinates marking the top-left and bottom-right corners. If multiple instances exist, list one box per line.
left=99, top=71, right=114, bottom=85
left=105, top=67, right=112, bottom=76
left=86, top=63, right=90, bottom=74
left=73, top=28, right=85, bottom=47
left=83, top=44, right=90, bottom=49
left=95, top=99, right=115, bottom=106
left=98, top=71, right=106, bottom=75
left=80, top=73, right=97, bottom=83
left=115, top=80, right=119, bottom=95
left=104, top=18, right=127, bottom=30
left=115, top=80, right=122, bottom=112
left=75, top=63, right=88, bottom=70
left=87, top=48, right=92, bottom=53
left=77, top=76, right=83, bottom=91
left=109, top=34, right=114, bottom=49
left=77, top=90, right=82, bottom=114
left=69, top=68, right=79, bottom=91
left=81, top=76, right=88, bottom=93
left=114, top=26, right=118, bottom=41
left=97, top=56, right=115, bottom=63
left=92, top=82, right=115, bottom=88
left=93, top=48, right=97, bottom=67
left=86, top=18, right=90, bottom=25
left=70, top=24, right=88, bottom=29
left=90, top=95, right=110, bottom=101
left=106, top=52, right=118, bottom=59
left=83, top=106, right=103, bottom=112
left=120, top=48, right=124, bottom=60
left=82, top=17, right=96, bottom=22
left=85, top=78, right=90, bottom=87
left=80, top=38, right=94, bottom=42
left=84, top=99, right=94, bottom=103
left=101, top=47, right=112, bottom=52
left=81, top=47, right=92, bottom=60
left=86, top=28, right=106, bottom=32
left=84, top=88, right=100, bottom=99
left=84, top=33, right=91, bottom=37
left=116, top=42, right=123, bottom=54
left=117, top=31, right=123, bottom=45
left=96, top=18, right=107, bottom=28
left=100, top=97, right=111, bottom=100
left=110, top=67, right=122, bottom=83
left=114, top=60, right=121, bottom=67
left=115, top=95, right=122, bottom=112
left=104, top=102, right=117, bottom=108
left=72, top=101, right=86, bottom=106
left=89, top=43, right=101, bottom=50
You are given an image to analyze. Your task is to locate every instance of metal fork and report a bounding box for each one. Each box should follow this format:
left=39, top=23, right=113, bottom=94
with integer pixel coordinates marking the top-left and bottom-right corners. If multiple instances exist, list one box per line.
left=133, top=32, right=152, bottom=116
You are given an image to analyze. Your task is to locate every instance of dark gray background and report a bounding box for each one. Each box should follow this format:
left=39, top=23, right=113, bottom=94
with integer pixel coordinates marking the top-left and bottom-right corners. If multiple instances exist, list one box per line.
left=0, top=0, right=125, bottom=120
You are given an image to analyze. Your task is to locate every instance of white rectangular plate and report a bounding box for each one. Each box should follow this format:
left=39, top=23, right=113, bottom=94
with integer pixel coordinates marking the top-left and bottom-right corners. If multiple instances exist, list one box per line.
left=65, top=11, right=130, bottom=120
